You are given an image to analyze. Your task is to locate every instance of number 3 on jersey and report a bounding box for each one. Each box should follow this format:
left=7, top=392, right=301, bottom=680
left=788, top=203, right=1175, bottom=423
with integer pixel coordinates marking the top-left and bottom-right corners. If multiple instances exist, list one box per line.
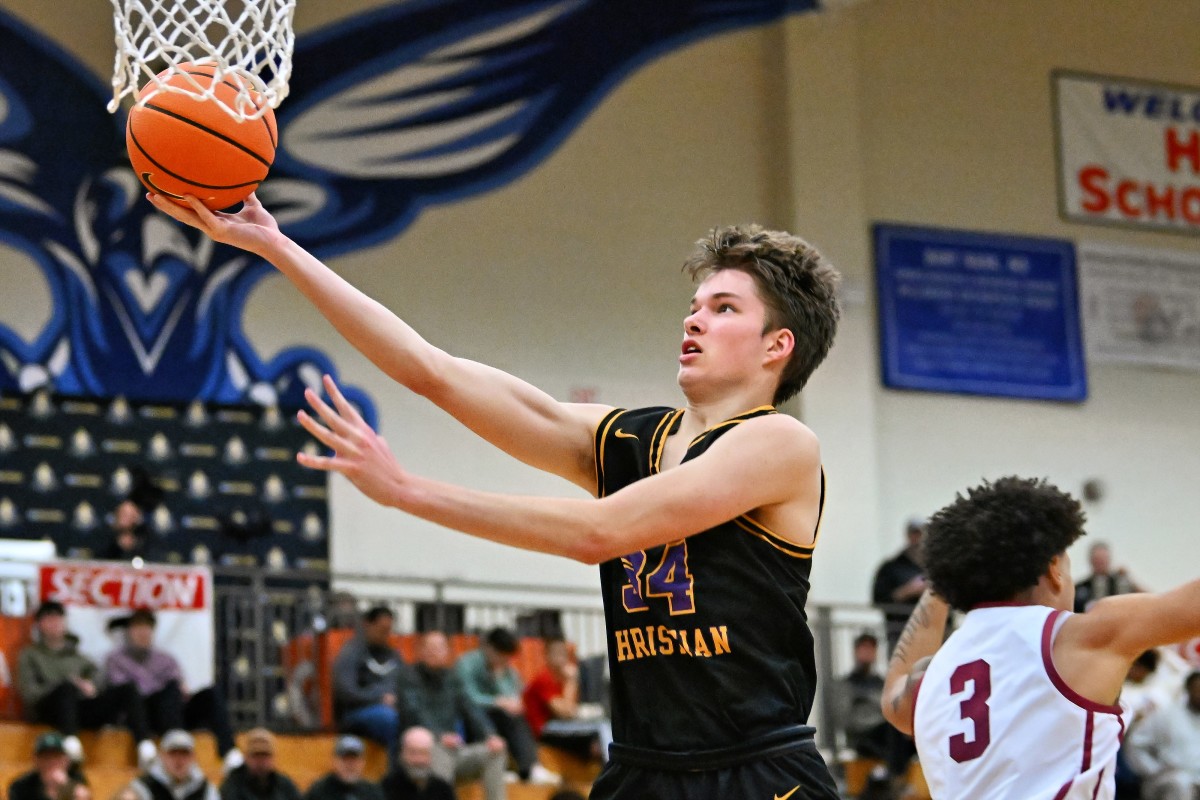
left=621, top=541, right=695, bottom=615
left=949, top=659, right=992, bottom=763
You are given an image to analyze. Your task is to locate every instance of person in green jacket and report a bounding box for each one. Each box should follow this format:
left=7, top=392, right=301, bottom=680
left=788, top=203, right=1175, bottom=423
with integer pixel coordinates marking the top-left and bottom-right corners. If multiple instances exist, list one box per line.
left=455, top=627, right=557, bottom=785
left=18, top=601, right=155, bottom=767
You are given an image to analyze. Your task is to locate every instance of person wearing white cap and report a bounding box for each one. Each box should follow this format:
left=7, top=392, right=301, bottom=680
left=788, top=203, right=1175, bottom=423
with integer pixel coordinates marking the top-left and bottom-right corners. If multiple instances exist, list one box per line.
left=130, top=729, right=220, bottom=800
left=301, top=735, right=384, bottom=800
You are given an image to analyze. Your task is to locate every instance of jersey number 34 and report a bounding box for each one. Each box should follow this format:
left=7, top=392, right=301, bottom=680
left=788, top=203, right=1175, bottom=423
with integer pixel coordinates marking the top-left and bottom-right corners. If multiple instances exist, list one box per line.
left=621, top=541, right=696, bottom=615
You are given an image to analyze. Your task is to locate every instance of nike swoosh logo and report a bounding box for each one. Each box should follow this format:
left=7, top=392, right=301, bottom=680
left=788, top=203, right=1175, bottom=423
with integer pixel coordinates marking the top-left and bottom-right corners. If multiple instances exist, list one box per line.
left=614, top=429, right=639, bottom=440
left=774, top=787, right=800, bottom=800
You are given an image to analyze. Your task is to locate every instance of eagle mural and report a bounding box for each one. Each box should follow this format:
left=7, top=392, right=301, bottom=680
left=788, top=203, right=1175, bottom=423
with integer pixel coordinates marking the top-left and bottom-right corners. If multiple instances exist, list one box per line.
left=0, top=0, right=818, bottom=418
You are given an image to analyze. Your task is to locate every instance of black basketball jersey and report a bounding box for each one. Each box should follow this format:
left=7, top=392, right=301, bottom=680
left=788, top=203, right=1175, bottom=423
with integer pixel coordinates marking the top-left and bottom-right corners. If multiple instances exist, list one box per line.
left=593, top=405, right=825, bottom=752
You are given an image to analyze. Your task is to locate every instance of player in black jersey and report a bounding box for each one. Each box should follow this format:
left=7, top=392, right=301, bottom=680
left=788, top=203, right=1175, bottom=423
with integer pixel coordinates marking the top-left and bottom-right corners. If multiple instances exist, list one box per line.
left=149, top=191, right=842, bottom=799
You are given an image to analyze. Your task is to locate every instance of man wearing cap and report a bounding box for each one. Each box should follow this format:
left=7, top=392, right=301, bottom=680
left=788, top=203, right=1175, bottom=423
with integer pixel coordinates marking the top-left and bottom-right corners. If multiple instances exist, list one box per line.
left=131, top=730, right=220, bottom=800
left=221, top=728, right=302, bottom=800
left=870, top=516, right=928, bottom=654
left=302, top=735, right=385, bottom=800
left=380, top=727, right=456, bottom=800
left=7, top=731, right=79, bottom=800
left=18, top=601, right=156, bottom=767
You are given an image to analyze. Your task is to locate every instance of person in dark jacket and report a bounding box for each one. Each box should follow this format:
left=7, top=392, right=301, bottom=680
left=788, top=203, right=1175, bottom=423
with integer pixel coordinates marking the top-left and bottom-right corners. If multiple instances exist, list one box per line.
left=220, top=729, right=302, bottom=800
left=333, top=606, right=408, bottom=759
left=399, top=632, right=505, bottom=800
left=130, top=730, right=220, bottom=800
left=7, top=731, right=81, bottom=800
left=380, top=727, right=456, bottom=800
left=301, top=736, right=384, bottom=800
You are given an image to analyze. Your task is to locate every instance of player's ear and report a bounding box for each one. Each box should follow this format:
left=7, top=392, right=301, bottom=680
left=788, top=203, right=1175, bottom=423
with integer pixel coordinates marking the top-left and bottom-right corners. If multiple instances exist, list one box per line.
left=1047, top=553, right=1068, bottom=594
left=763, top=327, right=794, bottom=364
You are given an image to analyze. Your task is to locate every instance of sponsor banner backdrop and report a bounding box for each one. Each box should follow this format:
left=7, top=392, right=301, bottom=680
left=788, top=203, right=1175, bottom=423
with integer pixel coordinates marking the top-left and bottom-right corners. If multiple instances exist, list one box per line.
left=39, top=561, right=214, bottom=690
left=1079, top=243, right=1200, bottom=371
left=1055, top=71, right=1200, bottom=235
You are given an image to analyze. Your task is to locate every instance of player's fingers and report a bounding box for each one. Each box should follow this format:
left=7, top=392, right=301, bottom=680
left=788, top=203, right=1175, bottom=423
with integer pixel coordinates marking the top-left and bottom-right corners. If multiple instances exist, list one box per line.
left=296, top=451, right=351, bottom=473
left=323, top=375, right=366, bottom=427
left=182, top=195, right=226, bottom=229
left=242, top=191, right=263, bottom=210
left=304, top=387, right=358, bottom=439
left=147, top=193, right=201, bottom=225
left=296, top=410, right=356, bottom=454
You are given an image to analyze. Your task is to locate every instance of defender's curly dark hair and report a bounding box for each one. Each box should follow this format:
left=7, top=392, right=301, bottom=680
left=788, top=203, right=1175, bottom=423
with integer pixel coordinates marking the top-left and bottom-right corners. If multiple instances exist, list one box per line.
left=683, top=225, right=840, bottom=404
left=923, top=476, right=1086, bottom=612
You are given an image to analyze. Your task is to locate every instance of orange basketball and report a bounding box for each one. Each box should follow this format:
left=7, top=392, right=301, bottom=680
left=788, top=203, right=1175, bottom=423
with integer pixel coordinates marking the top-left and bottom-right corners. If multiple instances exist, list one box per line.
left=126, top=63, right=277, bottom=210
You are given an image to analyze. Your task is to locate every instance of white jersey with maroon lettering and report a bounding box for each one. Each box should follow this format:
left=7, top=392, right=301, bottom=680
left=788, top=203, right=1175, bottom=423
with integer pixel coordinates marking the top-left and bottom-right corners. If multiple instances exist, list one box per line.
left=913, top=604, right=1125, bottom=800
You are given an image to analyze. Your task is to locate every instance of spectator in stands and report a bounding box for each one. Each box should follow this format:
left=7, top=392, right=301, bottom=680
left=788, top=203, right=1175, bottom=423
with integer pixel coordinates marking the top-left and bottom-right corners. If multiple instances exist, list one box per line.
left=18, top=601, right=156, bottom=767
left=325, top=592, right=361, bottom=631
left=301, top=735, right=384, bottom=800
left=522, top=636, right=611, bottom=764
left=871, top=517, right=927, bottom=654
left=99, top=499, right=152, bottom=562
left=1124, top=671, right=1200, bottom=800
left=334, top=606, right=408, bottom=760
left=221, top=729, right=301, bottom=800
left=456, top=627, right=555, bottom=784
left=56, top=780, right=92, bottom=800
left=398, top=631, right=506, bottom=800
left=129, top=729, right=220, bottom=800
left=104, top=609, right=242, bottom=773
left=380, top=727, right=456, bottom=800
left=8, top=731, right=78, bottom=800
left=1075, top=541, right=1145, bottom=612
left=833, top=632, right=889, bottom=761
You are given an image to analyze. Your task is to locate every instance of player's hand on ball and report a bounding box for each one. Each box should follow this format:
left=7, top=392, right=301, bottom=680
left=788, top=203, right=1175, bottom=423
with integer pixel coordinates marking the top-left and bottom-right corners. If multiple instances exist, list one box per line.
left=297, top=374, right=406, bottom=506
left=146, top=191, right=281, bottom=257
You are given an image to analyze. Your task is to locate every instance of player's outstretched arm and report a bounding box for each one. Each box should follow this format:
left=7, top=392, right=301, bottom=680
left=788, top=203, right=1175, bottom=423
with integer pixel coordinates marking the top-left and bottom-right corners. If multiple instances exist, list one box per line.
left=881, top=590, right=950, bottom=735
left=1053, top=580, right=1200, bottom=705
left=297, top=376, right=822, bottom=562
left=147, top=193, right=606, bottom=489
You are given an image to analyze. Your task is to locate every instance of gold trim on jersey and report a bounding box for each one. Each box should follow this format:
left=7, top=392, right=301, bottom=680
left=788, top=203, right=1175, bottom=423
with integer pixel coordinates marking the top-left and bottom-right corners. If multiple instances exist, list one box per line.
left=731, top=467, right=826, bottom=559
left=686, top=404, right=777, bottom=448
left=594, top=408, right=627, bottom=498
left=734, top=516, right=815, bottom=559
left=649, top=409, right=684, bottom=474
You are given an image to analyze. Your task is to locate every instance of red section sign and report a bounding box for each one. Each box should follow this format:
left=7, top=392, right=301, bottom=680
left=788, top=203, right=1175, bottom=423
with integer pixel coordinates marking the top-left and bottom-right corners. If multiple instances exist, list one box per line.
left=39, top=562, right=207, bottom=610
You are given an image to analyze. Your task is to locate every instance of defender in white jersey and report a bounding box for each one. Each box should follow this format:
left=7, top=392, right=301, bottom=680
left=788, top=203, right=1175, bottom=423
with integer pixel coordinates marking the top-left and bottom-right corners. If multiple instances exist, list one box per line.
left=914, top=605, right=1123, bottom=798
left=881, top=477, right=1200, bottom=800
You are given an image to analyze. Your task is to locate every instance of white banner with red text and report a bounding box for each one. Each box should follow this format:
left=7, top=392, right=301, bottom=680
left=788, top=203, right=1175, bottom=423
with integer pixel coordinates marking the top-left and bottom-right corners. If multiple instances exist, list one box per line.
left=1055, top=71, right=1200, bottom=234
left=38, top=561, right=215, bottom=690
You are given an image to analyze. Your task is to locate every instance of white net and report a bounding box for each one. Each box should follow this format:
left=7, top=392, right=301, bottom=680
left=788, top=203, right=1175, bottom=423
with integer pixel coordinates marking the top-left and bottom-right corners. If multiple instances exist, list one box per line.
left=109, top=0, right=296, bottom=121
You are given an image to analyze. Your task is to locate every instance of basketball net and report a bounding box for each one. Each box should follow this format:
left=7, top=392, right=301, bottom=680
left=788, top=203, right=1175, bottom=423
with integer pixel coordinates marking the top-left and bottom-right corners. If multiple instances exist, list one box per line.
left=109, top=0, right=296, bottom=121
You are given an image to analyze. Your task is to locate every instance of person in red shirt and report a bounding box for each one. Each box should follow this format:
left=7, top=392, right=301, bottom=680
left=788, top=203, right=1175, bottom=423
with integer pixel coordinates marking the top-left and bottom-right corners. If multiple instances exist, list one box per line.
left=523, top=638, right=611, bottom=763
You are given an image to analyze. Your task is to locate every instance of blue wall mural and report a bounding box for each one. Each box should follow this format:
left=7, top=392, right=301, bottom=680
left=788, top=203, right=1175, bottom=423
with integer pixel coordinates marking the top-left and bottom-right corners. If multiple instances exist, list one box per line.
left=0, top=0, right=818, bottom=418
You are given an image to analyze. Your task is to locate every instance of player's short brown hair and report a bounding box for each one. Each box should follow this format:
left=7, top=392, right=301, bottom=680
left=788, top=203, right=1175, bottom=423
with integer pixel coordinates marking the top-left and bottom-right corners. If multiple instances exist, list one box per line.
left=683, top=225, right=840, bottom=405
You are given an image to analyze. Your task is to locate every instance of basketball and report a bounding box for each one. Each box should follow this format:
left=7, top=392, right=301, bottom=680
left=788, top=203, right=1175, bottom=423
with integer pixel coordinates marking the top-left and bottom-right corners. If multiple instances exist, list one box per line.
left=126, top=63, right=277, bottom=210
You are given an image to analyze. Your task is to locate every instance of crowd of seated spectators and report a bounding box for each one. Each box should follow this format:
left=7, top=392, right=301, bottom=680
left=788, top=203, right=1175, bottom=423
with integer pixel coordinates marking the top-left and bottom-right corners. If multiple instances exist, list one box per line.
left=332, top=607, right=603, bottom=798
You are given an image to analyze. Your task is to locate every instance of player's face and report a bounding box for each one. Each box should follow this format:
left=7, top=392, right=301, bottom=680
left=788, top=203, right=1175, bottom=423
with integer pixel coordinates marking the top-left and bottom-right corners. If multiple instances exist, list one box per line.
left=679, top=270, right=774, bottom=396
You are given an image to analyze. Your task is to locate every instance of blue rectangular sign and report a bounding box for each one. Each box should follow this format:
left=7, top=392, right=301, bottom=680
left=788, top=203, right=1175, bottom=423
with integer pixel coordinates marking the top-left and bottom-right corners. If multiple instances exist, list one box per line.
left=874, top=224, right=1086, bottom=401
